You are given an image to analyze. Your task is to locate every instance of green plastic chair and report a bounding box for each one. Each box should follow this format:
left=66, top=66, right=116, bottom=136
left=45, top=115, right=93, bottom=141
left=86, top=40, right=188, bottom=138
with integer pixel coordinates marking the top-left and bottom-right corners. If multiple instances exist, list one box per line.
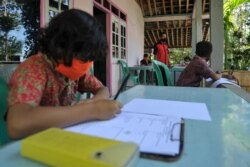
left=118, top=60, right=139, bottom=87
left=0, top=77, right=10, bottom=146
left=0, top=64, right=18, bottom=83
left=152, top=60, right=174, bottom=86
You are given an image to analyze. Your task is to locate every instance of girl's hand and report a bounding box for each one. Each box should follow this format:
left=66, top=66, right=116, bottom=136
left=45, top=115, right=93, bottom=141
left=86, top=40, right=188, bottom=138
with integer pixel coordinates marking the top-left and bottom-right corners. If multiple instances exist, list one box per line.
left=80, top=99, right=123, bottom=120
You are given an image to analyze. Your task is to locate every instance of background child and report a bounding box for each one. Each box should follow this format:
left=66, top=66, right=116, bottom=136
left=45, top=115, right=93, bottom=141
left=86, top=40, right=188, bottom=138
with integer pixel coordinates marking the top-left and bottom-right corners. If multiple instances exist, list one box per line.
left=177, top=41, right=221, bottom=87
left=139, top=54, right=152, bottom=84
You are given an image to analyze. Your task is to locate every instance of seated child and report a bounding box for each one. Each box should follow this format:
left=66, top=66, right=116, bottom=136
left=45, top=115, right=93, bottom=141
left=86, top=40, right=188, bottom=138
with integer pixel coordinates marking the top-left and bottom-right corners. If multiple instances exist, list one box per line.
left=139, top=54, right=152, bottom=83
left=177, top=41, right=221, bottom=87
left=183, top=56, right=191, bottom=65
left=7, top=9, right=122, bottom=139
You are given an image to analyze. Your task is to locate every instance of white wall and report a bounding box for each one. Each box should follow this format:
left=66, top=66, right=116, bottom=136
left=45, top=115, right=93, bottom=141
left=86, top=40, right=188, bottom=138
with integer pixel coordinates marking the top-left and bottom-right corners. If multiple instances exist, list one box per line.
left=110, top=0, right=144, bottom=95
left=69, top=0, right=144, bottom=95
left=73, top=0, right=93, bottom=15
left=112, top=0, right=144, bottom=66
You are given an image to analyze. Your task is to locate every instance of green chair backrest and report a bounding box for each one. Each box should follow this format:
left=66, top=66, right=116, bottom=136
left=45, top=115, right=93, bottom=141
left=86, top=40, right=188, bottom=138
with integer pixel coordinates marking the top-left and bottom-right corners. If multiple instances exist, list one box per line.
left=152, top=60, right=174, bottom=86
left=0, top=64, right=18, bottom=83
left=152, top=60, right=164, bottom=86
left=118, top=60, right=129, bottom=79
left=0, top=77, right=10, bottom=146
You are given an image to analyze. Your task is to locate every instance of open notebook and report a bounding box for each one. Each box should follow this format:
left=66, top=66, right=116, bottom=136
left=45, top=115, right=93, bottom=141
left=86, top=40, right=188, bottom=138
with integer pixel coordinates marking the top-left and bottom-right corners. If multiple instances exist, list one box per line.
left=65, top=112, right=183, bottom=157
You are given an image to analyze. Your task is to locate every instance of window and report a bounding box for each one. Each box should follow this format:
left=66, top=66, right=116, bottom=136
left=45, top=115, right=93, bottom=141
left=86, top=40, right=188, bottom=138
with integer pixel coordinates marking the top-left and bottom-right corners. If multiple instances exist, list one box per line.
left=120, top=23, right=126, bottom=59
left=48, top=0, right=70, bottom=20
left=111, top=16, right=127, bottom=60
left=111, top=5, right=119, bottom=17
left=95, top=0, right=101, bottom=4
left=103, top=0, right=110, bottom=10
left=112, top=18, right=119, bottom=59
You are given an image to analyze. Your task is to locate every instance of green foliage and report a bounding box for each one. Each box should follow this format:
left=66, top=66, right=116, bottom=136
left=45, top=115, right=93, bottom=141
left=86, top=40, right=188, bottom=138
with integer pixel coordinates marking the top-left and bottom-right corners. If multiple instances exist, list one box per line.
left=0, top=0, right=22, bottom=61
left=18, top=0, right=40, bottom=57
left=169, top=48, right=192, bottom=65
left=224, top=0, right=250, bottom=70
left=230, top=45, right=250, bottom=70
left=0, top=15, right=18, bottom=33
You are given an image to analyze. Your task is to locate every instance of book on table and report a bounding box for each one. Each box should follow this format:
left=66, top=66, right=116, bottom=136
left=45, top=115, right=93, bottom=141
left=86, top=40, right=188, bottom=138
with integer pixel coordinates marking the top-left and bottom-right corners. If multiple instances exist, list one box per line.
left=21, top=128, right=139, bottom=167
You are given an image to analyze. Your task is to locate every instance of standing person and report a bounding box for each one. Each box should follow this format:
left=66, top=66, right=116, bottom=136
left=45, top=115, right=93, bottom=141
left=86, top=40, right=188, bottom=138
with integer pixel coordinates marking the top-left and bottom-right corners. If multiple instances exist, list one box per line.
left=153, top=32, right=170, bottom=66
left=153, top=32, right=170, bottom=85
left=7, top=9, right=122, bottom=139
left=177, top=41, right=221, bottom=87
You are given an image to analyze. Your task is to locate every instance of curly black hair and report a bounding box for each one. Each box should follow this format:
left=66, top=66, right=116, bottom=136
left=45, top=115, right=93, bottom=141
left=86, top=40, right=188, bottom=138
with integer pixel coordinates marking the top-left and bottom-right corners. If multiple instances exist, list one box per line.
left=195, top=41, right=213, bottom=59
left=39, top=9, right=107, bottom=66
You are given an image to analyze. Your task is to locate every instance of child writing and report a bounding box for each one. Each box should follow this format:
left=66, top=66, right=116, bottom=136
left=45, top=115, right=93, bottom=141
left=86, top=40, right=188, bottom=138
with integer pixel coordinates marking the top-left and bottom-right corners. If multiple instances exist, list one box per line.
left=7, top=9, right=122, bottom=139
left=177, top=41, right=221, bottom=87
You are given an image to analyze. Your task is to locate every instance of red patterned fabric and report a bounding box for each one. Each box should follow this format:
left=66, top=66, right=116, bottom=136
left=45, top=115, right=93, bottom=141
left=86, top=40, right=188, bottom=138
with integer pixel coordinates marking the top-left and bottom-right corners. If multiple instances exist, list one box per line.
left=8, top=54, right=103, bottom=107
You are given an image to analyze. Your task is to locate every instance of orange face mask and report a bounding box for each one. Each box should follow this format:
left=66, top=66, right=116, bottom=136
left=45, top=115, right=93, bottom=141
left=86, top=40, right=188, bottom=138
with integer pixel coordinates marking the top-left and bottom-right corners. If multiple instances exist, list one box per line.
left=55, top=59, right=93, bottom=81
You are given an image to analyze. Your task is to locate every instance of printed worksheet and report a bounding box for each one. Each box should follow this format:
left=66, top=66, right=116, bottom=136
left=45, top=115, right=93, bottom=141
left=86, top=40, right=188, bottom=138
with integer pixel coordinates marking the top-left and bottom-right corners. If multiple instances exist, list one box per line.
left=122, top=98, right=211, bottom=121
left=66, top=112, right=181, bottom=156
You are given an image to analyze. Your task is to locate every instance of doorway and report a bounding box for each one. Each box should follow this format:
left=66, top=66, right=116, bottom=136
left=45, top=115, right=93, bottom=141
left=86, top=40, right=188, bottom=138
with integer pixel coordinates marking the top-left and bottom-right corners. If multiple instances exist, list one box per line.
left=93, top=7, right=107, bottom=86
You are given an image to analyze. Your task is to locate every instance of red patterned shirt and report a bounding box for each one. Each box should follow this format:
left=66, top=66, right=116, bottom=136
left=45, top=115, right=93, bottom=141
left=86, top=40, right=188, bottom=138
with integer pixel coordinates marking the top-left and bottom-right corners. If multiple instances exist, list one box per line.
left=8, top=54, right=104, bottom=107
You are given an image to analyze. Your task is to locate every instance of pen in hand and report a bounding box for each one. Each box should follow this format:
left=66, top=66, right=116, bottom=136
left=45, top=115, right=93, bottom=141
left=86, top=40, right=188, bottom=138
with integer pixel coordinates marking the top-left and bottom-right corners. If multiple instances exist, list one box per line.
left=113, top=73, right=130, bottom=100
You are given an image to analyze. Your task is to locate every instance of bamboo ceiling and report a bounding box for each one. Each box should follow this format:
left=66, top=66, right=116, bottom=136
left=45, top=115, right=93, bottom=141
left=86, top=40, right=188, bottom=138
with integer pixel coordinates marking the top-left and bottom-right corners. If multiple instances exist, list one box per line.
left=135, top=0, right=210, bottom=48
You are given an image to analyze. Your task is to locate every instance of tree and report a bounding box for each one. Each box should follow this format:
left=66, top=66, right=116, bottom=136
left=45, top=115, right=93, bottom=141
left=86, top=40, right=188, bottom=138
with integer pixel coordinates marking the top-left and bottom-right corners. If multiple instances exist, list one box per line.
left=0, top=0, right=22, bottom=61
left=17, top=0, right=40, bottom=57
left=169, top=48, right=192, bottom=65
left=223, top=0, right=250, bottom=69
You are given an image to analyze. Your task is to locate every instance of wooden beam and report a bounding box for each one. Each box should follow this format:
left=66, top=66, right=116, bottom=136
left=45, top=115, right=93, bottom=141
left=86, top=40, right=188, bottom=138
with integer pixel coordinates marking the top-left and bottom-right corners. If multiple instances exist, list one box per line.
left=139, top=0, right=145, bottom=16
left=181, top=28, right=183, bottom=46
left=192, top=0, right=196, bottom=19
left=202, top=13, right=209, bottom=19
left=151, top=30, right=158, bottom=44
left=162, top=0, right=166, bottom=14
left=154, top=0, right=159, bottom=29
left=145, top=36, right=150, bottom=47
left=145, top=27, right=191, bottom=31
left=145, top=26, right=191, bottom=32
left=147, top=0, right=153, bottom=16
left=205, top=27, right=210, bottom=40
left=203, top=0, right=206, bottom=13
left=144, top=13, right=209, bottom=22
left=166, top=21, right=169, bottom=28
left=173, top=20, right=177, bottom=28
left=153, top=0, right=157, bottom=15
left=171, top=29, right=174, bottom=46
left=202, top=25, right=206, bottom=40
left=177, top=28, right=179, bottom=46
left=146, top=31, right=154, bottom=47
left=170, top=0, right=174, bottom=14
left=179, top=0, right=181, bottom=13
left=144, top=14, right=191, bottom=22
left=166, top=29, right=170, bottom=46
left=156, top=30, right=160, bottom=40
left=185, top=28, right=188, bottom=46
left=186, top=0, right=189, bottom=13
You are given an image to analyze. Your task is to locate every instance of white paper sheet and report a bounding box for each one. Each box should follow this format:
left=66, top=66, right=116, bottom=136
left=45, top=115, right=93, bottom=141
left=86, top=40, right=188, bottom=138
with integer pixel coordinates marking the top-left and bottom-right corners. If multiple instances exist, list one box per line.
left=122, top=98, right=211, bottom=121
left=206, top=77, right=240, bottom=88
left=66, top=112, right=182, bottom=156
